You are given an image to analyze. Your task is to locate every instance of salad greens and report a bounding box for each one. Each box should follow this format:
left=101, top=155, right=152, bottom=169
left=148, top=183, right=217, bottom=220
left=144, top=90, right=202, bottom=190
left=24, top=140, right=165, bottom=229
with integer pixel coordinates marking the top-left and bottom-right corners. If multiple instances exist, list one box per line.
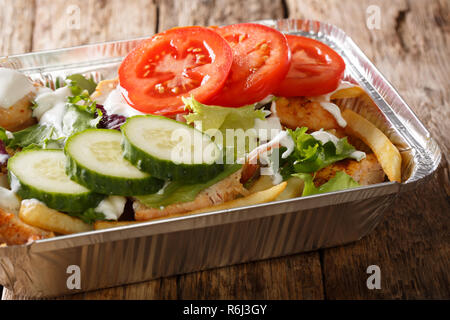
left=183, top=96, right=266, bottom=160
left=136, top=164, right=242, bottom=208
left=268, top=127, right=363, bottom=195
left=283, top=127, right=358, bottom=174
left=68, top=208, right=106, bottom=225
left=293, top=171, right=360, bottom=197
left=183, top=96, right=265, bottom=132
left=0, top=74, right=101, bottom=150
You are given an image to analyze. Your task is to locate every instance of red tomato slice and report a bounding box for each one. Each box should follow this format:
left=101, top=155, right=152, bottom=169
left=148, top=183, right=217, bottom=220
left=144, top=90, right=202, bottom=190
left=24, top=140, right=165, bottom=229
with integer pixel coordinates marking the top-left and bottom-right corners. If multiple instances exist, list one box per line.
left=118, top=26, right=233, bottom=115
left=206, top=23, right=291, bottom=107
left=275, top=35, right=345, bottom=97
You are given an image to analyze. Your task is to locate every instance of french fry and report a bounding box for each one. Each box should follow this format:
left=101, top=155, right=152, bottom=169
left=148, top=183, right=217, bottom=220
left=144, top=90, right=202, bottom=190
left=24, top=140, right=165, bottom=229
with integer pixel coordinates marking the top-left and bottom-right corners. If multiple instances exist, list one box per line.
left=330, top=86, right=365, bottom=100
left=19, top=200, right=93, bottom=234
left=186, top=181, right=287, bottom=215
left=94, top=220, right=140, bottom=230
left=342, top=109, right=402, bottom=182
left=249, top=175, right=304, bottom=201
left=276, top=177, right=304, bottom=200
left=248, top=175, right=273, bottom=194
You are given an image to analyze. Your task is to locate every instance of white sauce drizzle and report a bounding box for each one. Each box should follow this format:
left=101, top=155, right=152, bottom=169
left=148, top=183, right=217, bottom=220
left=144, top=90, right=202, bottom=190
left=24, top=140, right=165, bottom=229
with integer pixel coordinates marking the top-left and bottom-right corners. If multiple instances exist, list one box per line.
left=33, top=86, right=72, bottom=136
left=0, top=68, right=35, bottom=108
left=103, top=86, right=145, bottom=118
left=310, top=129, right=366, bottom=161
left=308, top=80, right=357, bottom=128
left=94, top=196, right=126, bottom=221
left=247, top=130, right=295, bottom=185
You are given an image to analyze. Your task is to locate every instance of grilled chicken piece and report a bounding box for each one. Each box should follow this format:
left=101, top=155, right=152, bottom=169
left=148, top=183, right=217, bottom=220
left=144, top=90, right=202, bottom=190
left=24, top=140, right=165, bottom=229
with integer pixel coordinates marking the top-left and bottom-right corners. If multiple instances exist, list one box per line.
left=134, top=169, right=249, bottom=221
left=0, top=94, right=36, bottom=132
left=275, top=97, right=345, bottom=136
left=90, top=78, right=118, bottom=104
left=0, top=207, right=54, bottom=245
left=314, top=153, right=385, bottom=186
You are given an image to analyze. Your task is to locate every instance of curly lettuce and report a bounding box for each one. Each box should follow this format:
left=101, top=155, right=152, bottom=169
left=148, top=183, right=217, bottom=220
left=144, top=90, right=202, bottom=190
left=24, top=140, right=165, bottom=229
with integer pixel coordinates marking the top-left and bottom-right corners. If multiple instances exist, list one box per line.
left=286, top=127, right=358, bottom=174
left=183, top=96, right=265, bottom=132
left=183, top=96, right=266, bottom=161
left=293, top=171, right=360, bottom=196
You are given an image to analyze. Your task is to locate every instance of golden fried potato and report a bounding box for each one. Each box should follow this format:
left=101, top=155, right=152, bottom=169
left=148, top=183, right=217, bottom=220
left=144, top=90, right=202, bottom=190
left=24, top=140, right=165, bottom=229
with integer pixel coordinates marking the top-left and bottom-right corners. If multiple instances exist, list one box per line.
left=342, top=109, right=401, bottom=182
left=186, top=181, right=287, bottom=215
left=248, top=175, right=304, bottom=201
left=330, top=86, right=365, bottom=100
left=19, top=200, right=93, bottom=234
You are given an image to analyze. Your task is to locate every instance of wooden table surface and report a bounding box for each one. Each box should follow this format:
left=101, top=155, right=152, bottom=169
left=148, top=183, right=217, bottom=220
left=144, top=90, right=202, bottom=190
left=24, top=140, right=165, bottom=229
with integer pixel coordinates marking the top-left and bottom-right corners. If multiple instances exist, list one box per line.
left=1, top=0, right=449, bottom=300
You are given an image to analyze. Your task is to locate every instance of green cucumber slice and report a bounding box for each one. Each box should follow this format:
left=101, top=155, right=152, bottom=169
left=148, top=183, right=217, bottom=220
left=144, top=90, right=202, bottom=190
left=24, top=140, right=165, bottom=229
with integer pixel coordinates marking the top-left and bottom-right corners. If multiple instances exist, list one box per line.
left=121, top=115, right=224, bottom=183
left=65, top=129, right=164, bottom=196
left=7, top=149, right=104, bottom=213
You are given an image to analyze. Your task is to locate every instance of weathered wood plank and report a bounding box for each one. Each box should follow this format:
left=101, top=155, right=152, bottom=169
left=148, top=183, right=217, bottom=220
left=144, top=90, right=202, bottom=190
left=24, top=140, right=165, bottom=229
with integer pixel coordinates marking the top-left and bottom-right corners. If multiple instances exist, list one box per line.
left=157, top=0, right=286, bottom=31
left=0, top=0, right=35, bottom=55
left=32, top=0, right=158, bottom=51
left=286, top=0, right=450, bottom=299
left=175, top=253, right=324, bottom=299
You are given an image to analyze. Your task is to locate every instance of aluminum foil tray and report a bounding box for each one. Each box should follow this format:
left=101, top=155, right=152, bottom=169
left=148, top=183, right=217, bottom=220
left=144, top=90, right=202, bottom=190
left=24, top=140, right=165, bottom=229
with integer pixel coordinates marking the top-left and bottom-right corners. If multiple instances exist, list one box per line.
left=0, top=19, right=441, bottom=298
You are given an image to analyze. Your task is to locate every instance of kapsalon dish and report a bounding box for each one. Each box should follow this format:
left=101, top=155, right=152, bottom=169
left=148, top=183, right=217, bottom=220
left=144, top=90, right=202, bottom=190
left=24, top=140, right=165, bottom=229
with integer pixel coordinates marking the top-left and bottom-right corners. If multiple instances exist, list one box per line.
left=0, top=23, right=401, bottom=245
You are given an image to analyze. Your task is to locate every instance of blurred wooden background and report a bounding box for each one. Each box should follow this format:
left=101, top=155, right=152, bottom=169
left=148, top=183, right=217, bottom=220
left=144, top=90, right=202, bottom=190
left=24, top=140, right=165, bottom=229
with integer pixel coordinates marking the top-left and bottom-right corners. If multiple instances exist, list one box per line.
left=1, top=0, right=449, bottom=299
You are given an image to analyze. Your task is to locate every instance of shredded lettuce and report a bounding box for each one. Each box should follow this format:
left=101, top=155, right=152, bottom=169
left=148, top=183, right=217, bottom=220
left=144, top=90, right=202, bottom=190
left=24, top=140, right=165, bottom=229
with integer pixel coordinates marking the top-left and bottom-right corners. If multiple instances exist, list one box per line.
left=136, top=164, right=242, bottom=209
left=183, top=96, right=265, bottom=160
left=286, top=127, right=357, bottom=174
left=293, top=171, right=360, bottom=197
left=183, top=96, right=265, bottom=132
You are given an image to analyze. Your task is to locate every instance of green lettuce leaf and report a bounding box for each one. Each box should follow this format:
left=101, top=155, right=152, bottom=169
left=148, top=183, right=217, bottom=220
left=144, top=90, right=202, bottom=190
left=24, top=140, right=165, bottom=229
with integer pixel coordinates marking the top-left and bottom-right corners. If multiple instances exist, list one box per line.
left=293, top=171, right=360, bottom=197
left=136, top=164, right=242, bottom=209
left=0, top=127, right=10, bottom=143
left=183, top=96, right=265, bottom=132
left=66, top=74, right=97, bottom=95
left=183, top=96, right=265, bottom=160
left=62, top=105, right=101, bottom=137
left=287, top=127, right=357, bottom=173
left=67, top=208, right=106, bottom=225
left=7, top=124, right=59, bottom=149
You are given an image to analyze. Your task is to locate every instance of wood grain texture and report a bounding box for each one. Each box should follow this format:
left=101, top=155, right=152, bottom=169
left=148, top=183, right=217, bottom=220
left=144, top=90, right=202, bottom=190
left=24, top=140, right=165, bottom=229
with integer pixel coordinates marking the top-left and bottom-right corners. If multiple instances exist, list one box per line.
left=1, top=0, right=449, bottom=300
left=157, top=0, right=286, bottom=31
left=0, top=0, right=35, bottom=55
left=32, top=0, right=157, bottom=51
left=286, top=0, right=450, bottom=299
